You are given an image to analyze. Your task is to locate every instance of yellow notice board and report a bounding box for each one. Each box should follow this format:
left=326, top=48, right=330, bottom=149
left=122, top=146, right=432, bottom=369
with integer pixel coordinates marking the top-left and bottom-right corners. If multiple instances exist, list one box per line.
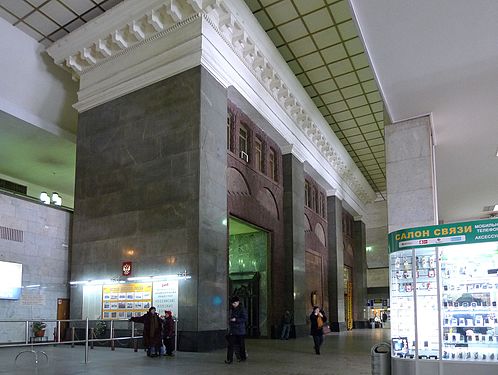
left=102, top=283, right=152, bottom=320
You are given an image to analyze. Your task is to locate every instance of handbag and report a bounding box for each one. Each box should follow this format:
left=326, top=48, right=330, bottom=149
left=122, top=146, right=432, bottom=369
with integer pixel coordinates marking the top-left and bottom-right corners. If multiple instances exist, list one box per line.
left=322, top=324, right=331, bottom=334
left=317, top=316, right=324, bottom=329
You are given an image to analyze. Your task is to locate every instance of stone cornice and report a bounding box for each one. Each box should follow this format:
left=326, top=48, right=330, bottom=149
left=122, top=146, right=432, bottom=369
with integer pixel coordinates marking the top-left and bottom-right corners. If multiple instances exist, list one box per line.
left=46, top=0, right=376, bottom=206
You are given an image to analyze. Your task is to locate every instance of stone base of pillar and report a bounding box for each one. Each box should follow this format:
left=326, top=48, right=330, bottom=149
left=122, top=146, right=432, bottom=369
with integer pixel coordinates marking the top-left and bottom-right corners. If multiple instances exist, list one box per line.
left=330, top=321, right=347, bottom=332
left=178, top=330, right=226, bottom=352
left=293, top=324, right=309, bottom=338
left=353, top=320, right=369, bottom=329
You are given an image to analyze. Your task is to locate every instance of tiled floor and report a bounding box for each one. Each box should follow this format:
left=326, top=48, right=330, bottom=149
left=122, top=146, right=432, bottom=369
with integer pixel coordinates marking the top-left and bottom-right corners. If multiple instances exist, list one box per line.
left=0, top=328, right=390, bottom=375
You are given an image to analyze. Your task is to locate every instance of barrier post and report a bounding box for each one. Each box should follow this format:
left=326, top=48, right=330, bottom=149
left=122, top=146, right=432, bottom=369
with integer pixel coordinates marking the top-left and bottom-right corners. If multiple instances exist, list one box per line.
left=110, top=320, right=115, bottom=351
left=71, top=327, right=75, bottom=348
left=174, top=319, right=178, bottom=355
left=84, top=318, right=89, bottom=364
left=25, top=321, right=29, bottom=344
left=57, top=320, right=61, bottom=342
left=90, top=328, right=94, bottom=349
left=132, top=321, right=138, bottom=352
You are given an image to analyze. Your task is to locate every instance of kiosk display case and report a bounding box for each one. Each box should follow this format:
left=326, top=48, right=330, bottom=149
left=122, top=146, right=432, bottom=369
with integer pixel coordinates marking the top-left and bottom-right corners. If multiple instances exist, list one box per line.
left=389, top=219, right=498, bottom=375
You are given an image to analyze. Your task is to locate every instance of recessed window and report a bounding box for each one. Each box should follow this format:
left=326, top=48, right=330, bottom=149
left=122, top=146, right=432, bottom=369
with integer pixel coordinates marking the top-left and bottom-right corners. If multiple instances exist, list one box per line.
left=311, top=187, right=317, bottom=212
left=305, top=181, right=311, bottom=208
left=239, top=126, right=248, bottom=162
left=268, top=147, right=276, bottom=181
left=227, top=112, right=234, bottom=152
left=255, top=137, right=263, bottom=172
left=319, top=193, right=326, bottom=218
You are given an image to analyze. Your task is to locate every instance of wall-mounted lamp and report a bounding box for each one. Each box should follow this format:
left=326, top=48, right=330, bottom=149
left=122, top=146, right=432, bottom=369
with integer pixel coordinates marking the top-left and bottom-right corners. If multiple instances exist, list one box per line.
left=39, top=192, right=50, bottom=204
left=51, top=192, right=62, bottom=206
left=366, top=246, right=373, bottom=252
left=40, top=191, right=62, bottom=206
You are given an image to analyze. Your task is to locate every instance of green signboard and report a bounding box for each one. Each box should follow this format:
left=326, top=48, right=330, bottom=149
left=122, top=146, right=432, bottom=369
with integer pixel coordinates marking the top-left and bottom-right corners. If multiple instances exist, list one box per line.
left=388, top=218, right=498, bottom=253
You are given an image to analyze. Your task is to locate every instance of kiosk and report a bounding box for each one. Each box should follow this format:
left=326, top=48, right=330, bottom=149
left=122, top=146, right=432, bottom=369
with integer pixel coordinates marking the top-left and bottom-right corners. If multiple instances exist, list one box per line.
left=389, top=219, right=498, bottom=375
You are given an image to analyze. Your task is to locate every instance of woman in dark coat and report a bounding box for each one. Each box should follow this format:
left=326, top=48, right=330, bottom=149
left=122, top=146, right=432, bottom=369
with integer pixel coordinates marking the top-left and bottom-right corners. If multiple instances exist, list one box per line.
left=310, top=306, right=327, bottom=355
left=162, top=310, right=175, bottom=356
left=225, top=296, right=248, bottom=364
left=130, top=306, right=163, bottom=357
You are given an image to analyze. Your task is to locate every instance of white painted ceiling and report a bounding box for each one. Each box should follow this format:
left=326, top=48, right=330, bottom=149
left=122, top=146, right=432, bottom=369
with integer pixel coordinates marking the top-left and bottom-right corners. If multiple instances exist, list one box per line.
left=0, top=0, right=496, bottom=223
left=349, top=0, right=498, bottom=223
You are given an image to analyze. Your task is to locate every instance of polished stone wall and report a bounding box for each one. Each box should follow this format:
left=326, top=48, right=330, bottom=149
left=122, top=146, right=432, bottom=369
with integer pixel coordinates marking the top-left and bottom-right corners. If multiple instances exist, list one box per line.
left=327, top=195, right=346, bottom=331
left=352, top=220, right=368, bottom=327
left=282, top=154, right=307, bottom=336
left=0, top=192, right=71, bottom=342
left=303, top=174, right=329, bottom=316
left=72, top=66, right=227, bottom=351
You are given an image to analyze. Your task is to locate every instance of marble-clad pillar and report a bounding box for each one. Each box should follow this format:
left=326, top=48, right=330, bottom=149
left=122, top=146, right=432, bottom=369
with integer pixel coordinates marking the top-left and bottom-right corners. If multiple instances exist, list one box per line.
left=352, top=220, right=368, bottom=328
left=282, top=153, right=307, bottom=336
left=327, top=195, right=346, bottom=331
left=385, top=115, right=437, bottom=232
left=72, top=66, right=228, bottom=351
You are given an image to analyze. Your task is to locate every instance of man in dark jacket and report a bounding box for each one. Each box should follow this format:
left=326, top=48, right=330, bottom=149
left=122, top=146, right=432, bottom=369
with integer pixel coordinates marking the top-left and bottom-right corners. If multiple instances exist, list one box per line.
left=225, top=296, right=248, bottom=364
left=130, top=306, right=163, bottom=357
left=309, top=306, right=327, bottom=355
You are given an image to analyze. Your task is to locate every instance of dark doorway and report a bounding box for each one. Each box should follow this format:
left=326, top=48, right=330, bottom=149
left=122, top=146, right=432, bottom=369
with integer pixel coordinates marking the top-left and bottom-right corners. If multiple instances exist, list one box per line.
left=228, top=217, right=269, bottom=337
left=229, top=272, right=260, bottom=337
left=56, top=298, right=70, bottom=341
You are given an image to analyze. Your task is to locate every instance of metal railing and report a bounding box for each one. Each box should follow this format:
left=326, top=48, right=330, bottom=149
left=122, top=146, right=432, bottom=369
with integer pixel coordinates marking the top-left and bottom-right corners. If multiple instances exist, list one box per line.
left=0, top=318, right=178, bottom=364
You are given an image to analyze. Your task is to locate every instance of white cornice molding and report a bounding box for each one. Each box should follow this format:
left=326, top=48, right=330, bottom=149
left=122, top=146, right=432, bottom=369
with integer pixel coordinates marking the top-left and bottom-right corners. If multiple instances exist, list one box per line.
left=46, top=0, right=375, bottom=207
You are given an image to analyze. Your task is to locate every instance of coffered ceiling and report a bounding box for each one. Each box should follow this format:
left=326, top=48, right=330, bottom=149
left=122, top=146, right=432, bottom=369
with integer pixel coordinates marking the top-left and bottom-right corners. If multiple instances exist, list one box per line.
left=244, top=0, right=386, bottom=194
left=0, top=0, right=386, bottom=199
left=0, top=0, right=124, bottom=47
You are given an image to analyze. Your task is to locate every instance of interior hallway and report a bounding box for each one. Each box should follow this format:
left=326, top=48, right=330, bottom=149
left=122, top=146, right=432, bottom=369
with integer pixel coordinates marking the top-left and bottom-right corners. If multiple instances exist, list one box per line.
left=0, top=328, right=390, bottom=375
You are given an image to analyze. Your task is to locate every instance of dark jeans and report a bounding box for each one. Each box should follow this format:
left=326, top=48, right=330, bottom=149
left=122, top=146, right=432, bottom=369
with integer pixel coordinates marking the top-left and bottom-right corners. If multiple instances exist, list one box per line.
left=312, top=335, right=323, bottom=354
left=163, top=336, right=175, bottom=355
left=281, top=323, right=291, bottom=339
left=146, top=346, right=162, bottom=357
left=226, top=334, right=247, bottom=361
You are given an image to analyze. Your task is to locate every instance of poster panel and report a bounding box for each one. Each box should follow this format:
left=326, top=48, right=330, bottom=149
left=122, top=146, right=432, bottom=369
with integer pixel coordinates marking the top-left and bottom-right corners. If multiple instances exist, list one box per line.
left=153, top=280, right=178, bottom=318
left=102, top=283, right=152, bottom=319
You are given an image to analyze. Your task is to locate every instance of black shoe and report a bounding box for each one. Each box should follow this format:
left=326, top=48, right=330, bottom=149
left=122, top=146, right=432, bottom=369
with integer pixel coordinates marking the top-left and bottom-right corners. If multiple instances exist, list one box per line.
left=224, top=360, right=233, bottom=364
left=238, top=358, right=246, bottom=362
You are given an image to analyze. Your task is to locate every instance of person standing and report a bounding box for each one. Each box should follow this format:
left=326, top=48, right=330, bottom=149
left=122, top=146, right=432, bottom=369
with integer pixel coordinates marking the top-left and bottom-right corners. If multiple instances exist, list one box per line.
left=130, top=306, right=163, bottom=357
left=280, top=310, right=292, bottom=340
left=162, top=310, right=175, bottom=356
left=225, top=296, right=248, bottom=364
left=309, top=306, right=327, bottom=355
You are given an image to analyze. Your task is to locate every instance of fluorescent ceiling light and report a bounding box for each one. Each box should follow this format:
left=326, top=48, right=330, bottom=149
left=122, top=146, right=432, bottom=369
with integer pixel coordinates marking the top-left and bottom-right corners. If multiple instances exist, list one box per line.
left=128, top=273, right=191, bottom=282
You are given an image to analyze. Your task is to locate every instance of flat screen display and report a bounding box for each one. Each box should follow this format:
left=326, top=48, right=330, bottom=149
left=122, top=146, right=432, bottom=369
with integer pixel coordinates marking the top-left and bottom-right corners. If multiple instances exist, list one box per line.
left=0, top=261, right=22, bottom=300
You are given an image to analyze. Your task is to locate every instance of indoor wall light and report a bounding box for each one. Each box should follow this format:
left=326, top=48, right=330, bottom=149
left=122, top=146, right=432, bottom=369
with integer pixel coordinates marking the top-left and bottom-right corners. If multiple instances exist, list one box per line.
left=39, top=192, right=50, bottom=204
left=51, top=192, right=62, bottom=206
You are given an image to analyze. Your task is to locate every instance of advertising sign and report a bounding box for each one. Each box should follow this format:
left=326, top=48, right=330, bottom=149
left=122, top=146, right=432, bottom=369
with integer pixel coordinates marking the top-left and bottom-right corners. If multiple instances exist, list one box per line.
left=388, top=218, right=498, bottom=253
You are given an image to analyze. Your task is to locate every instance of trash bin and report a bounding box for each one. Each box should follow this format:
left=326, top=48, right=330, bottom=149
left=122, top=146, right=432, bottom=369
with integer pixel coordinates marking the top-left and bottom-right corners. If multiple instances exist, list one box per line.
left=371, top=342, right=391, bottom=375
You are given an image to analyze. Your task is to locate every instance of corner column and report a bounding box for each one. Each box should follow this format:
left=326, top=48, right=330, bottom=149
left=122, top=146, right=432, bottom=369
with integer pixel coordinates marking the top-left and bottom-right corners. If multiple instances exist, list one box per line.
left=327, top=195, right=346, bottom=331
left=282, top=153, right=307, bottom=336
left=386, top=115, right=437, bottom=232
left=352, top=220, right=368, bottom=328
